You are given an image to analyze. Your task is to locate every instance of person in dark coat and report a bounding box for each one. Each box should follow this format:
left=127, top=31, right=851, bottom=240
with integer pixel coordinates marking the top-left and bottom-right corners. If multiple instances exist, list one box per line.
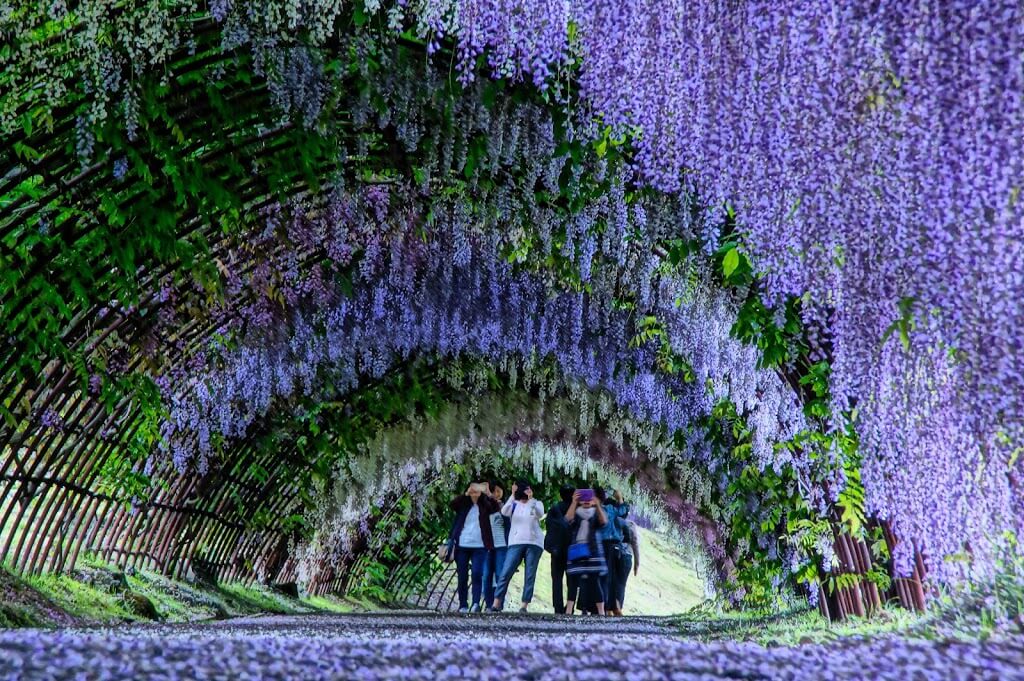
left=448, top=481, right=501, bottom=612
left=544, top=485, right=576, bottom=614
left=616, top=517, right=641, bottom=613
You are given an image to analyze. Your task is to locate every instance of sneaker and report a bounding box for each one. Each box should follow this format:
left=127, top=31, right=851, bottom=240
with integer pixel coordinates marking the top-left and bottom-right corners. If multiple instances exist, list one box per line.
left=457, top=606, right=469, bottom=614
left=518, top=606, right=529, bottom=614
left=469, top=603, right=481, bottom=613
left=487, top=606, right=502, bottom=613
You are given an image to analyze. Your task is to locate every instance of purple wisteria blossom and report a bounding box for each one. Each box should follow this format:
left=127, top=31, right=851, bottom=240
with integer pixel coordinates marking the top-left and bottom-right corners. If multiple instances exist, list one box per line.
left=407, top=0, right=1024, bottom=585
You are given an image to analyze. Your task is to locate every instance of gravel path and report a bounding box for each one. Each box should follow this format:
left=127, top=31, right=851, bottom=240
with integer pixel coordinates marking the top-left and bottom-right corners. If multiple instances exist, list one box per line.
left=2, top=611, right=1022, bottom=680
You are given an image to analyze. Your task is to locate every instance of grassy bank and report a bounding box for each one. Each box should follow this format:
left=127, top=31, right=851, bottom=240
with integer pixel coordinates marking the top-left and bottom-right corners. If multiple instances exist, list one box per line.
left=1, top=556, right=375, bottom=628
left=672, top=605, right=925, bottom=646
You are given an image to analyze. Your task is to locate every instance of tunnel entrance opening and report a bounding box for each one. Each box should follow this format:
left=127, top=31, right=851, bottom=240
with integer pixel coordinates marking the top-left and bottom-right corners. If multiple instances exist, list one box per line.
left=329, top=439, right=716, bottom=615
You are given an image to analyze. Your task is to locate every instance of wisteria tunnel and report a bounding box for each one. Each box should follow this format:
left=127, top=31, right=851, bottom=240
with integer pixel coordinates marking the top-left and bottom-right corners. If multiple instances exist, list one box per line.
left=0, top=1, right=1022, bottom=679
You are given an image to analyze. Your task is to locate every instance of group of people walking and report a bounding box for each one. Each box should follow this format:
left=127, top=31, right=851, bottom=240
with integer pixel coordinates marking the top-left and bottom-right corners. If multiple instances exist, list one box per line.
left=443, top=479, right=639, bottom=614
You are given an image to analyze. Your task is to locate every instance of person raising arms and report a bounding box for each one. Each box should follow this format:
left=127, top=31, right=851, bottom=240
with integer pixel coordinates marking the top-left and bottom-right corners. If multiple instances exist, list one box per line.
left=490, top=480, right=544, bottom=613
left=480, top=480, right=509, bottom=610
left=563, top=488, right=608, bottom=616
left=448, top=481, right=501, bottom=613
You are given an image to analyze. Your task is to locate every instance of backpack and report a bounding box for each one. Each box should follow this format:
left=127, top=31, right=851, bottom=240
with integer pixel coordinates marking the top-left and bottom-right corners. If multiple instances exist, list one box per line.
left=544, top=505, right=571, bottom=554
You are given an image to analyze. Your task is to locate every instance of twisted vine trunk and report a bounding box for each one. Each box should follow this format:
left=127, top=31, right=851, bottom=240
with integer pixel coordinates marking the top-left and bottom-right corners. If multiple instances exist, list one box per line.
left=819, top=518, right=927, bottom=621
left=880, top=520, right=928, bottom=613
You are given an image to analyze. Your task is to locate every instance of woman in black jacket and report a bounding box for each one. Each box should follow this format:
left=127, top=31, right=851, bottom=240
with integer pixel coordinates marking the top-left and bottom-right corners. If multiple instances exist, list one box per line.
left=448, top=482, right=501, bottom=613
left=544, top=485, right=576, bottom=614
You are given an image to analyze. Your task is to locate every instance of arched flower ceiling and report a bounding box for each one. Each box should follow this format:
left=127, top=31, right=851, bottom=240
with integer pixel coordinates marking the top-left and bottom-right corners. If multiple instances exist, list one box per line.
left=160, top=204, right=803, bottom=479
left=0, top=0, right=1021, bottom=610
left=153, top=188, right=811, bottom=601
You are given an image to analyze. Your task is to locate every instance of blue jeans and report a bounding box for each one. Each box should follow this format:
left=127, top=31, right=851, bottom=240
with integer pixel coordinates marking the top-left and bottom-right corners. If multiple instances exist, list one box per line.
left=493, top=544, right=543, bottom=607
left=482, top=546, right=508, bottom=606
left=455, top=547, right=487, bottom=609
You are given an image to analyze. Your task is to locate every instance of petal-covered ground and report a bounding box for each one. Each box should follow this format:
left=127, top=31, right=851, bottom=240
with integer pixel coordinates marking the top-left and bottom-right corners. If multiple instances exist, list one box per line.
left=1, top=612, right=1022, bottom=680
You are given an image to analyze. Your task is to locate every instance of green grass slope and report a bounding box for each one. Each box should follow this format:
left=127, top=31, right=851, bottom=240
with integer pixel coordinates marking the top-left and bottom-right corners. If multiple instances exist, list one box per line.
left=1, top=556, right=372, bottom=628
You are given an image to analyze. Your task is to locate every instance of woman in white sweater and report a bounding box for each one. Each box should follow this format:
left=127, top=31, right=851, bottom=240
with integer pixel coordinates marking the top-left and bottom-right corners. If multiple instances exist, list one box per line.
left=489, top=480, right=545, bottom=613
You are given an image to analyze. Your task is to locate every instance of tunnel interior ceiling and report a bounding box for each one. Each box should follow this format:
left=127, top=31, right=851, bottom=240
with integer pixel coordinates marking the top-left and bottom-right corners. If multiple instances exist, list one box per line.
left=1, top=1, right=1021, bottom=615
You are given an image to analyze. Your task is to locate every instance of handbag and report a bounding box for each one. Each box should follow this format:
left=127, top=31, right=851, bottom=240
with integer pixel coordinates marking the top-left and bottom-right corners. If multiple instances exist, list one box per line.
left=438, top=538, right=455, bottom=563
left=567, top=542, right=591, bottom=562
left=439, top=511, right=458, bottom=564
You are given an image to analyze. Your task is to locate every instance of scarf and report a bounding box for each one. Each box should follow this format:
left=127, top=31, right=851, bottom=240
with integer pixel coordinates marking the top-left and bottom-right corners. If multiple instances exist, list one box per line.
left=575, top=506, right=596, bottom=543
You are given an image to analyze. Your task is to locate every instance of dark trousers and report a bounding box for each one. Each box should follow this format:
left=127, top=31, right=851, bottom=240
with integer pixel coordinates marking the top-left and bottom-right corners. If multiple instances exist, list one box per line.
left=550, top=551, right=568, bottom=613
left=455, top=547, right=487, bottom=609
left=601, top=540, right=622, bottom=610
left=567, top=572, right=605, bottom=612
left=617, top=552, right=633, bottom=608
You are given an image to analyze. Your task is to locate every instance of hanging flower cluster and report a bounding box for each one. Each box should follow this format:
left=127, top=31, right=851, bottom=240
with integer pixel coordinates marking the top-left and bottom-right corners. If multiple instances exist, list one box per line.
left=322, top=390, right=715, bottom=534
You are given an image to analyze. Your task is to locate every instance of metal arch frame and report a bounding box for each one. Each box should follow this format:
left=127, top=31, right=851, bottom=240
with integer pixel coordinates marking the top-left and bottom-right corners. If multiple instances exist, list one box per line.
left=1, top=18, right=359, bottom=583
